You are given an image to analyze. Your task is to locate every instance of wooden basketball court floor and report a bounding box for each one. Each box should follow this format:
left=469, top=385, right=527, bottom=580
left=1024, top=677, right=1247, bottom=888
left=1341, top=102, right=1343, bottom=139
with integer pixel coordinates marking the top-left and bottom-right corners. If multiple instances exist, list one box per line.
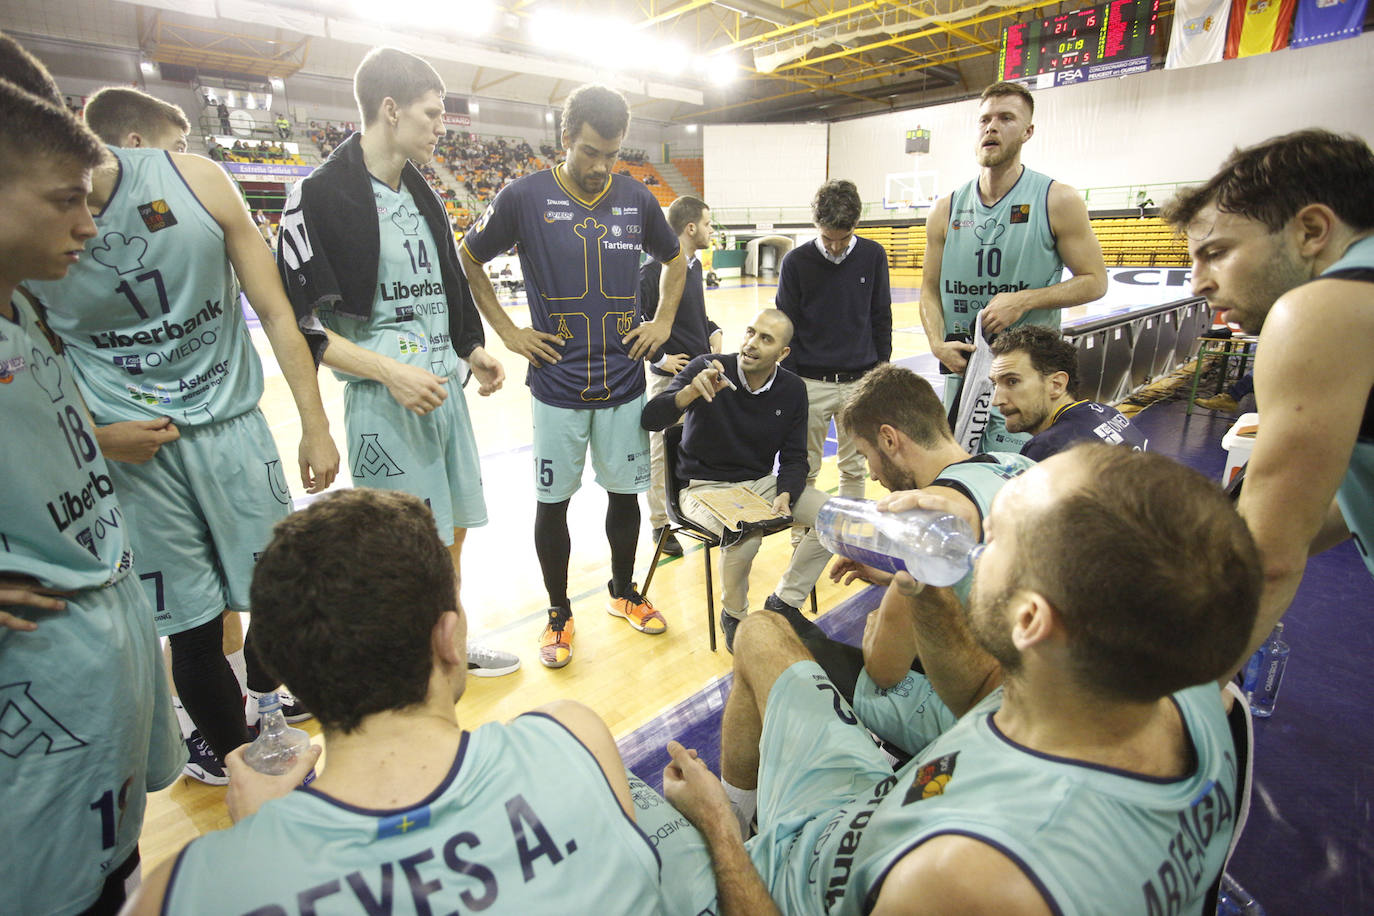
left=139, top=272, right=1105, bottom=869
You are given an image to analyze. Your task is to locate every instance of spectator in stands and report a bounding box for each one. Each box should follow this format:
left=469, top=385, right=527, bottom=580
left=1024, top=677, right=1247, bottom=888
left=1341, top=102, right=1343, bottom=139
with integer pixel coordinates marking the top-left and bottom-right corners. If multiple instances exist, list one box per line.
left=988, top=325, right=1148, bottom=460
left=642, top=309, right=836, bottom=653
left=664, top=444, right=1259, bottom=915
left=1163, top=128, right=1374, bottom=676
left=126, top=488, right=707, bottom=916
left=217, top=99, right=230, bottom=134
left=777, top=178, right=892, bottom=509
left=920, top=80, right=1107, bottom=454
left=206, top=136, right=225, bottom=161
left=274, top=111, right=290, bottom=140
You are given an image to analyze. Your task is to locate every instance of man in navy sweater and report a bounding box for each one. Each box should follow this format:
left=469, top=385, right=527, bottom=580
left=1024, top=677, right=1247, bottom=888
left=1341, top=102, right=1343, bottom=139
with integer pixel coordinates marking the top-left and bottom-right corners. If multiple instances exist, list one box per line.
left=642, top=309, right=832, bottom=650
left=988, top=325, right=1147, bottom=460
left=776, top=179, right=892, bottom=500
left=641, top=196, right=722, bottom=558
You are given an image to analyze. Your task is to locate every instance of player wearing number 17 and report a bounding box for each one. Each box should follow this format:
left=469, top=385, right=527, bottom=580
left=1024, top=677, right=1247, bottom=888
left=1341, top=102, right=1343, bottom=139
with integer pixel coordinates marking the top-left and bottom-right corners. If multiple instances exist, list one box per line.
left=920, top=81, right=1107, bottom=453
left=27, top=85, right=342, bottom=779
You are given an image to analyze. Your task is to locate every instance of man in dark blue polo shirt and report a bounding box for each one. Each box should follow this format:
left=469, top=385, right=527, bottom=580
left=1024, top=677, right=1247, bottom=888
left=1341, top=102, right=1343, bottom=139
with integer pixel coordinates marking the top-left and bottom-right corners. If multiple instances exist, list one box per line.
left=642, top=309, right=832, bottom=650
left=641, top=195, right=722, bottom=558
left=988, top=325, right=1147, bottom=460
left=460, top=84, right=686, bottom=669
left=776, top=179, right=892, bottom=500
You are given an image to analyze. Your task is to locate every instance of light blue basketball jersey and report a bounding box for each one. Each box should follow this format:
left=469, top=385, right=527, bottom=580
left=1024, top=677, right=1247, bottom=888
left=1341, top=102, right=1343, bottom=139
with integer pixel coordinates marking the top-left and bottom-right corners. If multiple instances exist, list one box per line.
left=30, top=147, right=263, bottom=426
left=940, top=167, right=1065, bottom=339
left=321, top=178, right=462, bottom=384
left=0, top=291, right=132, bottom=589
left=1320, top=235, right=1374, bottom=579
left=931, top=452, right=1036, bottom=605
left=164, top=714, right=669, bottom=915
left=775, top=683, right=1238, bottom=916
left=1, top=296, right=185, bottom=915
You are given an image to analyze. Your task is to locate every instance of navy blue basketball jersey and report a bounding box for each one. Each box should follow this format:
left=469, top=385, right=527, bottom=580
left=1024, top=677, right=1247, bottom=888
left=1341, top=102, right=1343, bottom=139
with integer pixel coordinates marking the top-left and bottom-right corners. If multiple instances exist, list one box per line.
left=462, top=169, right=679, bottom=409
left=1022, top=400, right=1149, bottom=461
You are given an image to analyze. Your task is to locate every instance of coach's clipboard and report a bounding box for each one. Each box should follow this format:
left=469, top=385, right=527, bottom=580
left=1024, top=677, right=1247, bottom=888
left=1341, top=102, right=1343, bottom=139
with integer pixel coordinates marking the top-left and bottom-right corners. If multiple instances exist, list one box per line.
left=693, top=486, right=794, bottom=547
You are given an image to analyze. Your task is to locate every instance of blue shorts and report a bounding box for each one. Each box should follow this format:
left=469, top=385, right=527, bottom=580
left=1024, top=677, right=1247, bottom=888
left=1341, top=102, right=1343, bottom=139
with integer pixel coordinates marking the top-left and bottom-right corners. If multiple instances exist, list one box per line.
left=343, top=377, right=488, bottom=541
left=942, top=375, right=1031, bottom=454
left=109, top=407, right=290, bottom=636
left=531, top=396, right=650, bottom=503
left=748, top=661, right=892, bottom=882
left=0, top=572, right=185, bottom=915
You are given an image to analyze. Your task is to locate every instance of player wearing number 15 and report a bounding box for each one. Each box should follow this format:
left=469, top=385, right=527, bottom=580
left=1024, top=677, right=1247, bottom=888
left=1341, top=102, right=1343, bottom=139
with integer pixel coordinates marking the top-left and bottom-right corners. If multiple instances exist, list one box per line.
left=27, top=85, right=341, bottom=774
left=0, top=78, right=185, bottom=916
left=920, top=81, right=1107, bottom=453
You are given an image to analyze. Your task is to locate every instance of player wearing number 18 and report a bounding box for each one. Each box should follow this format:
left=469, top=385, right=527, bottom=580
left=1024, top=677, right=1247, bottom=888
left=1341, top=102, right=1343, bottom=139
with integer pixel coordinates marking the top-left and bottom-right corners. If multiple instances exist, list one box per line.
left=26, top=85, right=341, bottom=779
left=920, top=80, right=1107, bottom=453
left=0, top=77, right=185, bottom=916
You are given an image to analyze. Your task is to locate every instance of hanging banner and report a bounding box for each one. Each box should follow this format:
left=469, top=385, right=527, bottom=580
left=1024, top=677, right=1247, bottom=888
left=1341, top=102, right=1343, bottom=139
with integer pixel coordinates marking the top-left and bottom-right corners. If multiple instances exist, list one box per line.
left=1291, top=0, right=1368, bottom=48
left=1225, top=0, right=1298, bottom=58
left=1166, top=0, right=1232, bottom=67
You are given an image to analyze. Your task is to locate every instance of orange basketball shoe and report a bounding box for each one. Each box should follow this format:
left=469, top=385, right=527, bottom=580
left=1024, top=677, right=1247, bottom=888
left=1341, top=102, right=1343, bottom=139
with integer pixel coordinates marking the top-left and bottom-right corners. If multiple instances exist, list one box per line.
left=539, top=607, right=575, bottom=668
left=606, top=581, right=668, bottom=635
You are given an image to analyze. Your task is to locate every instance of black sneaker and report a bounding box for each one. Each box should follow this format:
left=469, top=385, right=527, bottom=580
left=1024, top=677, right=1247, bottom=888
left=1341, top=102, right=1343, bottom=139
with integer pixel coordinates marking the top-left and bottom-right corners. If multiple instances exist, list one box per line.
left=719, top=609, right=744, bottom=653
left=652, top=526, right=684, bottom=557
left=764, top=593, right=825, bottom=642
left=182, top=731, right=229, bottom=786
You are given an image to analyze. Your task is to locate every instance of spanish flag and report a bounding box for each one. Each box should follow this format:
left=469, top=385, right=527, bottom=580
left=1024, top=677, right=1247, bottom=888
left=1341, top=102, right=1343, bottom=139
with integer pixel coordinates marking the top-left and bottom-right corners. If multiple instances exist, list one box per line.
left=1225, top=0, right=1298, bottom=57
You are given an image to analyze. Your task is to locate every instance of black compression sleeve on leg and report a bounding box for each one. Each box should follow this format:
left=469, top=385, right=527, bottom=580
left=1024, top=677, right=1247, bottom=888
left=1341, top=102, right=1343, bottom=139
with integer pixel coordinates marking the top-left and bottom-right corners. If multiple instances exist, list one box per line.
left=242, top=625, right=277, bottom=694
left=535, top=498, right=572, bottom=609
left=606, top=491, right=640, bottom=596
left=168, top=615, right=250, bottom=758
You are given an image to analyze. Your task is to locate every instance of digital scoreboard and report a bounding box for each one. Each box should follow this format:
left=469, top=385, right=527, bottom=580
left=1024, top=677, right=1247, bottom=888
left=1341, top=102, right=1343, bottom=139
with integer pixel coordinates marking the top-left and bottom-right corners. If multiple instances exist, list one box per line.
left=999, top=0, right=1159, bottom=86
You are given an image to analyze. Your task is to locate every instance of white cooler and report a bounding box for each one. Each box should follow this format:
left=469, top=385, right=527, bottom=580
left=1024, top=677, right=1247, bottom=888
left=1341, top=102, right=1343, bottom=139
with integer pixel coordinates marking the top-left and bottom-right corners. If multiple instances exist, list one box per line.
left=1222, top=412, right=1260, bottom=485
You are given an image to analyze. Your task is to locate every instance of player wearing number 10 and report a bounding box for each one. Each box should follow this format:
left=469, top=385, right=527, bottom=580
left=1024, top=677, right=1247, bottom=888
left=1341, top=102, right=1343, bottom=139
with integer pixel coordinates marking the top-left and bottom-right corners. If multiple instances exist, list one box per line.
left=27, top=86, right=341, bottom=776
left=920, top=80, right=1107, bottom=453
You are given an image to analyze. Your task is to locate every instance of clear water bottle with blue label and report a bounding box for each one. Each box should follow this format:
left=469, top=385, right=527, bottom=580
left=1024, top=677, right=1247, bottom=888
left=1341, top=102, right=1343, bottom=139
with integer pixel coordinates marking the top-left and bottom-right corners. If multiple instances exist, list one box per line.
left=243, top=692, right=313, bottom=776
left=815, top=497, right=977, bottom=588
left=1247, top=622, right=1289, bottom=719
left=1216, top=873, right=1265, bottom=915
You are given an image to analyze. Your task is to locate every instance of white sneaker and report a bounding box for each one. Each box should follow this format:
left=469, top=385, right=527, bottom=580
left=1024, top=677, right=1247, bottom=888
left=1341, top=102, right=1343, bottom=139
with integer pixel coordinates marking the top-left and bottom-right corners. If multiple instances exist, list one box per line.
left=467, top=642, right=521, bottom=677
left=246, top=687, right=313, bottom=727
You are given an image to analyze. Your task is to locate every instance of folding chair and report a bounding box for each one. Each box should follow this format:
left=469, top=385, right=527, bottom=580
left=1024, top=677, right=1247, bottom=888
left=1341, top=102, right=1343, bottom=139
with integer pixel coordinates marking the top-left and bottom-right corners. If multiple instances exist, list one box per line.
left=642, top=425, right=817, bottom=652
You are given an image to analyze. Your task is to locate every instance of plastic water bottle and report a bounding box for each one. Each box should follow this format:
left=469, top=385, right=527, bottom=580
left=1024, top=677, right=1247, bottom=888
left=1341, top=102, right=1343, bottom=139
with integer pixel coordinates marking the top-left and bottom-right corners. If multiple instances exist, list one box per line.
left=243, top=693, right=313, bottom=776
left=1216, top=873, right=1266, bottom=915
left=1247, top=623, right=1289, bottom=719
left=815, top=497, right=977, bottom=587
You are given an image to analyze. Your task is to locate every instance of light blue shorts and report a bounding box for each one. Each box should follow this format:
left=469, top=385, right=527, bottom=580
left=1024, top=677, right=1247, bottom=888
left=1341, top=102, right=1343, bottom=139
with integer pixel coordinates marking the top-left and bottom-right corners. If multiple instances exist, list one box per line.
left=942, top=374, right=1031, bottom=454
left=531, top=395, right=650, bottom=503
left=109, top=407, right=290, bottom=636
left=0, top=572, right=185, bottom=915
left=343, top=377, right=488, bottom=541
left=752, top=661, right=892, bottom=845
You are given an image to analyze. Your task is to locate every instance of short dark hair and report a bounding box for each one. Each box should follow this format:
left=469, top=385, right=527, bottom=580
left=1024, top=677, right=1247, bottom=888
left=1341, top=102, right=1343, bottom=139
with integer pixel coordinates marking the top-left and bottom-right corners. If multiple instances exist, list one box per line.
left=248, top=489, right=457, bottom=734
left=980, top=80, right=1034, bottom=118
left=990, top=325, right=1080, bottom=399
left=561, top=84, right=630, bottom=145
left=839, top=364, right=953, bottom=449
left=667, top=196, right=709, bottom=234
left=354, top=47, right=445, bottom=127
left=0, top=80, right=105, bottom=186
left=83, top=87, right=189, bottom=145
left=812, top=179, right=862, bottom=231
left=1014, top=445, right=1260, bottom=702
left=0, top=32, right=61, bottom=104
left=1163, top=129, right=1374, bottom=233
